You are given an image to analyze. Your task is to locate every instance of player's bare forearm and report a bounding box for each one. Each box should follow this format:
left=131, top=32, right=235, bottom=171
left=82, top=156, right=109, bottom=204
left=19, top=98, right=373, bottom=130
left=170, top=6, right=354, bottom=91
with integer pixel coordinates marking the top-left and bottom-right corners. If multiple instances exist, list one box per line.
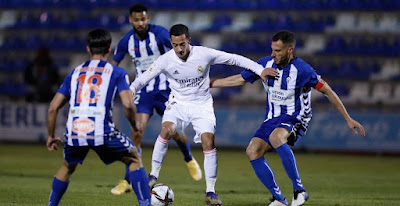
left=120, top=90, right=138, bottom=132
left=319, top=83, right=365, bottom=136
left=319, top=83, right=351, bottom=121
left=110, top=60, right=119, bottom=66
left=210, top=74, right=246, bottom=88
left=47, top=93, right=66, bottom=137
left=46, top=93, right=66, bottom=151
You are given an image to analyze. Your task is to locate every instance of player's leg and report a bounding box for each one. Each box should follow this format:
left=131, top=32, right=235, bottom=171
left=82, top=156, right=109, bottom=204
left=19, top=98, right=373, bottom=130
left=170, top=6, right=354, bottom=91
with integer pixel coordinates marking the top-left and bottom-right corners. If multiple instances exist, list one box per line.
left=49, top=145, right=87, bottom=206
left=247, top=137, right=288, bottom=205
left=155, top=91, right=200, bottom=179
left=201, top=132, right=222, bottom=206
left=48, top=160, right=78, bottom=206
left=112, top=92, right=152, bottom=195
left=189, top=101, right=221, bottom=205
left=97, top=131, right=151, bottom=206
left=269, top=127, right=308, bottom=206
left=111, top=113, right=150, bottom=195
left=121, top=148, right=151, bottom=206
left=148, top=121, right=176, bottom=187
left=131, top=113, right=151, bottom=151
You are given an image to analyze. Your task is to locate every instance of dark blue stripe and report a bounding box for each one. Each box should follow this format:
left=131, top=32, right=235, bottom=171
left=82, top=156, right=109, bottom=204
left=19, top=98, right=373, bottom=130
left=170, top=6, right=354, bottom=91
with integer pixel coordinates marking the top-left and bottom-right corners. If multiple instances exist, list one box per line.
left=157, top=41, right=165, bottom=54
left=72, top=139, right=79, bottom=146
left=145, top=38, right=154, bottom=55
left=87, top=117, right=95, bottom=137
left=71, top=116, right=78, bottom=136
left=134, top=37, right=141, bottom=57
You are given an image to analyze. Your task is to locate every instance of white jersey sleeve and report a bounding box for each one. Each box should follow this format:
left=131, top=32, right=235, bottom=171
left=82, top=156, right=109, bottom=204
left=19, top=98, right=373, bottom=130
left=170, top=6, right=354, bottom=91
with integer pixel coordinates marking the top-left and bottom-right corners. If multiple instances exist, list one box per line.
left=129, top=59, right=164, bottom=93
left=206, top=48, right=264, bottom=76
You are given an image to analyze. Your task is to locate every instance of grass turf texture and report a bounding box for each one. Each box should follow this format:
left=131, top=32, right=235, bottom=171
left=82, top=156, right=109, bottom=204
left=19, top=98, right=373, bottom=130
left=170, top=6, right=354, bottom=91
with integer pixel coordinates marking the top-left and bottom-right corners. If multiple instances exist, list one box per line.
left=0, top=143, right=399, bottom=206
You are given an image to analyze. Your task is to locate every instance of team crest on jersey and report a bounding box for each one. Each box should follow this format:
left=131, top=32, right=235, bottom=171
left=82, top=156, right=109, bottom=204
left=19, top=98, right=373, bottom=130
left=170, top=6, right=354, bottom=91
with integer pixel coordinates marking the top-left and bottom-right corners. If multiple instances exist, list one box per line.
left=197, top=65, right=204, bottom=73
left=72, top=118, right=95, bottom=134
left=286, top=76, right=291, bottom=83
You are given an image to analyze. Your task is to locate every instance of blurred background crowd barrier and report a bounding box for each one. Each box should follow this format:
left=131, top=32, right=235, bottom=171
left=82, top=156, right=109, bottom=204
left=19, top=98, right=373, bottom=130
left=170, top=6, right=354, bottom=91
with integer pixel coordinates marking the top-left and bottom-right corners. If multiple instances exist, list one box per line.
left=0, top=0, right=399, bottom=153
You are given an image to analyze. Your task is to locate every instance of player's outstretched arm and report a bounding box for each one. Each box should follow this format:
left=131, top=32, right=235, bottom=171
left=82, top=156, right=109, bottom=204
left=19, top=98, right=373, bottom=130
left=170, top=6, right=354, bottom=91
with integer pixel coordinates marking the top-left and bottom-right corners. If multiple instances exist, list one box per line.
left=47, top=93, right=67, bottom=151
left=318, top=82, right=366, bottom=136
left=210, top=74, right=246, bottom=88
left=120, top=90, right=138, bottom=132
left=110, top=59, right=119, bottom=66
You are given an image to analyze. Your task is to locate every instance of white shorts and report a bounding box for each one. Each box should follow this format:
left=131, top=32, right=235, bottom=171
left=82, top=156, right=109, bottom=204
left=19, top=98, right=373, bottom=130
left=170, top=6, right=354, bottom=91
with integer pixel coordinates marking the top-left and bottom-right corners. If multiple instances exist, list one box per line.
left=162, top=99, right=216, bottom=144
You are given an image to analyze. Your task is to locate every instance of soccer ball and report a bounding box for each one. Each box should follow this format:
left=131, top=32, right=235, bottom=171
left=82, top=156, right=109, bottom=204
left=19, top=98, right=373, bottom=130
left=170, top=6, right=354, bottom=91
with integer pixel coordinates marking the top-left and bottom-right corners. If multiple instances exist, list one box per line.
left=151, top=183, right=174, bottom=206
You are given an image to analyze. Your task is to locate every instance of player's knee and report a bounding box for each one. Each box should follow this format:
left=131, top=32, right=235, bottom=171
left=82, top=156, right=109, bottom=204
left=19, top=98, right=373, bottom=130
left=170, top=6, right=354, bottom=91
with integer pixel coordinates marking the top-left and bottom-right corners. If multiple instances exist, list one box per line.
left=246, top=146, right=261, bottom=160
left=269, top=135, right=286, bottom=148
left=161, top=125, right=175, bottom=138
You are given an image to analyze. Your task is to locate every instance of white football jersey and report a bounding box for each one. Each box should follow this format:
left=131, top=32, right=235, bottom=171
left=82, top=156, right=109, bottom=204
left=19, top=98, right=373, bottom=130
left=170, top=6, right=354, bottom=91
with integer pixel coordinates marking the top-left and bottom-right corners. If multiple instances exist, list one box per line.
left=130, top=46, right=264, bottom=103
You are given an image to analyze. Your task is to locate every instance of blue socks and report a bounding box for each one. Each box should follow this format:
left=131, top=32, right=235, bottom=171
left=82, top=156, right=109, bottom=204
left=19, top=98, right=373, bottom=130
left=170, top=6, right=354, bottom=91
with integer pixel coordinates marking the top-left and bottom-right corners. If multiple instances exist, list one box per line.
left=177, top=141, right=193, bottom=162
left=124, top=165, right=130, bottom=183
left=129, top=167, right=151, bottom=206
left=250, top=157, right=285, bottom=201
left=276, top=143, right=305, bottom=191
left=48, top=177, right=69, bottom=206
left=124, top=148, right=142, bottom=183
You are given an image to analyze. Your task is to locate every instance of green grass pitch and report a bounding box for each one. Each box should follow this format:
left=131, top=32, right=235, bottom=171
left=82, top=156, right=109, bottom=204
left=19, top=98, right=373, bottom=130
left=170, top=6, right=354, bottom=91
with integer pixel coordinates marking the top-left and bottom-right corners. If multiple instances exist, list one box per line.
left=0, top=143, right=399, bottom=206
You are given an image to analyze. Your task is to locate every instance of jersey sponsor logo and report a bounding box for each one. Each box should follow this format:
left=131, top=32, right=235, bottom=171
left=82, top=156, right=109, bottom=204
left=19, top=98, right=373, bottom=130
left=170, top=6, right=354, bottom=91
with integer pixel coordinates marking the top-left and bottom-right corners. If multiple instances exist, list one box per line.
left=175, top=76, right=204, bottom=88
left=268, top=87, right=294, bottom=106
left=72, top=118, right=95, bottom=134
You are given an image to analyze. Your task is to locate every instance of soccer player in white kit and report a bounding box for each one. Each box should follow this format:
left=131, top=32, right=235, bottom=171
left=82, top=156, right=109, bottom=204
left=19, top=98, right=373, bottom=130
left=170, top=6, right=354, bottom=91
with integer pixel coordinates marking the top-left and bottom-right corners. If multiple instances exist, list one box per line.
left=130, top=24, right=272, bottom=205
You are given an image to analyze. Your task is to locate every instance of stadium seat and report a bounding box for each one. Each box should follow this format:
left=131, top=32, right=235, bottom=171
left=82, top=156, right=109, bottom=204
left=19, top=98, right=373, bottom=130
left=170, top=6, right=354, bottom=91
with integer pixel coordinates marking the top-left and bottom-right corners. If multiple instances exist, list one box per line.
left=357, top=14, right=377, bottom=32
left=378, top=14, right=398, bottom=31
left=227, top=12, right=253, bottom=31
left=332, top=13, right=356, bottom=31
left=341, top=82, right=370, bottom=105
left=383, top=83, right=400, bottom=105
left=152, top=12, right=173, bottom=29
left=191, top=12, right=213, bottom=31
left=369, top=82, right=392, bottom=104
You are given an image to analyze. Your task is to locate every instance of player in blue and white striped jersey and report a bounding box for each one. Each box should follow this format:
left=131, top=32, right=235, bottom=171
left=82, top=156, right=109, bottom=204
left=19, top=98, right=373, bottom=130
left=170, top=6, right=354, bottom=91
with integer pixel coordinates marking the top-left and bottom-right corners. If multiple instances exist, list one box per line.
left=46, top=29, right=151, bottom=206
left=110, top=4, right=201, bottom=195
left=211, top=31, right=365, bottom=206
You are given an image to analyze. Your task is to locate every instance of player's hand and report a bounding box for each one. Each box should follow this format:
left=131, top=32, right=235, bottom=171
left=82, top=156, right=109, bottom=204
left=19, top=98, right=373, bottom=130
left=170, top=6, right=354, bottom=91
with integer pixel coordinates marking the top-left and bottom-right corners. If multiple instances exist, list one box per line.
left=260, top=68, right=278, bottom=81
left=347, top=118, right=366, bottom=136
left=46, top=136, right=63, bottom=151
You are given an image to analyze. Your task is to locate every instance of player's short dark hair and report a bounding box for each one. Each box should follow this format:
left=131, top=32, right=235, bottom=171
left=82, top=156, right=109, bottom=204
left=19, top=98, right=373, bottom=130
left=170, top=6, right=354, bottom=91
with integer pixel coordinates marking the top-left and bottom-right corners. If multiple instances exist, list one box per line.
left=87, top=28, right=111, bottom=55
left=169, top=24, right=190, bottom=38
left=272, top=30, right=296, bottom=46
left=129, top=3, right=148, bottom=14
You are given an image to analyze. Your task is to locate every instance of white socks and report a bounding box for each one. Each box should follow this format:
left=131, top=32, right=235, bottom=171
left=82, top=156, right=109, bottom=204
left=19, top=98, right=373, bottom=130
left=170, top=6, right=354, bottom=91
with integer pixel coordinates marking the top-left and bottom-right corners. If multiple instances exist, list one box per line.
left=204, top=148, right=217, bottom=193
left=150, top=136, right=169, bottom=178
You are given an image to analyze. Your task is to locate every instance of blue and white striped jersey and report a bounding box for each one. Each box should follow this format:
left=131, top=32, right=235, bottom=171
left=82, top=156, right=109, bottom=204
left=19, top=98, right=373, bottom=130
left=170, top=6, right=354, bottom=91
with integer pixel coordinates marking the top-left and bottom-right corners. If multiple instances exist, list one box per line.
left=57, top=60, right=130, bottom=146
left=113, top=24, right=172, bottom=93
left=241, top=56, right=321, bottom=127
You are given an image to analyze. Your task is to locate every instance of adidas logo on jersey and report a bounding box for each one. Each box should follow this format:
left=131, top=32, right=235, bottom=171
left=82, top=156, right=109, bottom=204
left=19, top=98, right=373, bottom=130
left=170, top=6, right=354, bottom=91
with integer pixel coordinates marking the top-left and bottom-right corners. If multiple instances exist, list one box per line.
left=173, top=70, right=180, bottom=74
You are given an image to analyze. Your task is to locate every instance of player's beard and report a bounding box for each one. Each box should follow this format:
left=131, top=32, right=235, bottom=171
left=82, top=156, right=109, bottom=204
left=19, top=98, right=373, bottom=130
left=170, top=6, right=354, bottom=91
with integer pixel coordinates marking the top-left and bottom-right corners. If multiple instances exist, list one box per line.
left=135, top=26, right=149, bottom=40
left=275, top=53, right=291, bottom=68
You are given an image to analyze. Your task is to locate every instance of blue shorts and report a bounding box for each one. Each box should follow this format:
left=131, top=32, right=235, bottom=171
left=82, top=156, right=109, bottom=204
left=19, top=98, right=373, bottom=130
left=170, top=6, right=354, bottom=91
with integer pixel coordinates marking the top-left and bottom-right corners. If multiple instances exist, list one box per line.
left=253, top=115, right=307, bottom=148
left=63, top=131, right=134, bottom=165
left=135, top=89, right=170, bottom=116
